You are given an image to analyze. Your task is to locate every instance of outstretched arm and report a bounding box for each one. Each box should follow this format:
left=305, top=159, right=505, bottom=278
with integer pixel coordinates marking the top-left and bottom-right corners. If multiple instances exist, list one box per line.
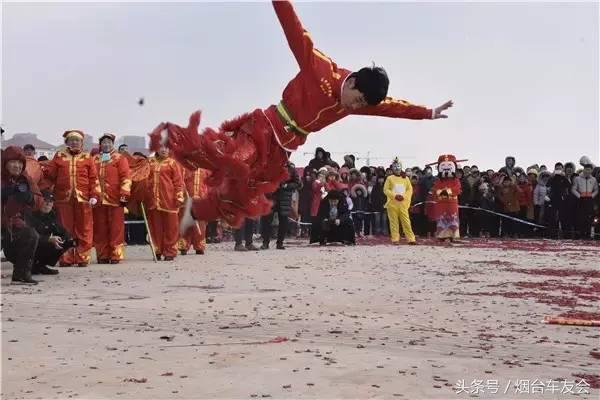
left=272, top=0, right=314, bottom=69
left=354, top=98, right=453, bottom=120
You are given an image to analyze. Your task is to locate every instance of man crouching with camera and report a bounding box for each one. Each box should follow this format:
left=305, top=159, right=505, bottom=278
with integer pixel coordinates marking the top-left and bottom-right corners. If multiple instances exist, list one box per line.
left=25, top=190, right=75, bottom=275
left=1, top=146, right=72, bottom=284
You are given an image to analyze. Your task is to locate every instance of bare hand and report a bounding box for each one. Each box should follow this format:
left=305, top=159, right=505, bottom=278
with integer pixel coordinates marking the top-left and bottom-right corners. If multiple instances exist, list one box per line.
left=433, top=100, right=453, bottom=119
left=335, top=219, right=340, bottom=226
left=395, top=194, right=404, bottom=201
left=49, top=236, right=64, bottom=250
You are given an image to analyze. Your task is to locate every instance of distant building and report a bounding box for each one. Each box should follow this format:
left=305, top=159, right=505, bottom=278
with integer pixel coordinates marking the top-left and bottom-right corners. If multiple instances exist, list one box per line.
left=117, top=135, right=148, bottom=155
left=1, top=133, right=58, bottom=159
left=83, top=134, right=94, bottom=151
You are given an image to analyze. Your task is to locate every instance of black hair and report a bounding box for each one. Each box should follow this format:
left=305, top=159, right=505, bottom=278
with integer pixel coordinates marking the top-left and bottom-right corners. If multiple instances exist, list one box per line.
left=118, top=144, right=128, bottom=150
left=37, top=155, right=48, bottom=161
left=554, top=162, right=564, bottom=168
left=352, top=65, right=389, bottom=105
left=23, top=144, right=35, bottom=151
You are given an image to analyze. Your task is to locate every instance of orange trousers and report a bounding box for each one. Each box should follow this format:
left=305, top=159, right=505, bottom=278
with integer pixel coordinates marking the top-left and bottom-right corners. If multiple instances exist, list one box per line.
left=178, top=221, right=206, bottom=252
left=55, top=198, right=94, bottom=265
left=147, top=209, right=179, bottom=258
left=93, top=205, right=125, bottom=262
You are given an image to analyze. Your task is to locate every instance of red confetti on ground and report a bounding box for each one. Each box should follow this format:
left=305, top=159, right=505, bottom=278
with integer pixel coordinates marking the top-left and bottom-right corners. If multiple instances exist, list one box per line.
left=572, top=373, right=600, bottom=389
left=558, top=311, right=600, bottom=321
left=269, top=336, right=288, bottom=343
left=448, top=290, right=580, bottom=307
left=589, top=351, right=600, bottom=359
left=506, top=268, right=600, bottom=279
left=351, top=237, right=600, bottom=253
left=513, top=281, right=600, bottom=298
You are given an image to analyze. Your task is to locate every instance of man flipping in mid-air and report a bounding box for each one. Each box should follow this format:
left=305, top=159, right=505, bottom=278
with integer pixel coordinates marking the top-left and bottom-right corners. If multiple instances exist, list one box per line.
left=150, top=0, right=453, bottom=232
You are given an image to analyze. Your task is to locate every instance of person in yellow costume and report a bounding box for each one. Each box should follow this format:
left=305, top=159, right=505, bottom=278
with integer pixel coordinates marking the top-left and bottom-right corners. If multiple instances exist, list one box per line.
left=384, top=160, right=417, bottom=245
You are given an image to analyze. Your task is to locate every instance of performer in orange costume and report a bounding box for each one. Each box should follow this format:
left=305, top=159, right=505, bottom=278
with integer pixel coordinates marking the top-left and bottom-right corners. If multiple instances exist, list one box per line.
left=42, top=130, right=100, bottom=267
left=145, top=146, right=185, bottom=261
left=23, top=144, right=43, bottom=187
left=93, top=134, right=132, bottom=264
left=178, top=168, right=209, bottom=255
left=150, top=0, right=453, bottom=232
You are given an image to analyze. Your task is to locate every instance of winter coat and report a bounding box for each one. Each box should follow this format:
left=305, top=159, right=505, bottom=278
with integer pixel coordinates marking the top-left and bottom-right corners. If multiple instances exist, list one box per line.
left=370, top=181, right=386, bottom=212
left=498, top=184, right=521, bottom=213
left=548, top=173, right=571, bottom=205
left=273, top=171, right=302, bottom=217
left=307, top=147, right=328, bottom=172
left=299, top=176, right=314, bottom=217
left=25, top=210, right=72, bottom=245
left=571, top=175, right=599, bottom=199
left=517, top=182, right=533, bottom=207
left=310, top=180, right=325, bottom=217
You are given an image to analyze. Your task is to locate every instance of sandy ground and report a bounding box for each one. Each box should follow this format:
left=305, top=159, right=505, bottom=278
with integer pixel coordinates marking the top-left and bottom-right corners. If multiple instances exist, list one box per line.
left=1, top=238, right=599, bottom=400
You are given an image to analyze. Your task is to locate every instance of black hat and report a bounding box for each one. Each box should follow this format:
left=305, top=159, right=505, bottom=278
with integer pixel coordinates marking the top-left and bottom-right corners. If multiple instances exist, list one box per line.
left=41, top=189, right=54, bottom=202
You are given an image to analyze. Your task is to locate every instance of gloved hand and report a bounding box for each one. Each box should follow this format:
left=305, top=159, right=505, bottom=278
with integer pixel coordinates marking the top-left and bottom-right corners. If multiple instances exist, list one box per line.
left=394, top=194, right=404, bottom=202
left=89, top=198, right=98, bottom=206
left=119, top=196, right=128, bottom=206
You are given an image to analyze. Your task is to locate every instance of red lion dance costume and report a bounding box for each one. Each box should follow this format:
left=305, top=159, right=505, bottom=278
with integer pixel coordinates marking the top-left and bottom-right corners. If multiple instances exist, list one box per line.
left=428, top=154, right=467, bottom=241
left=150, top=1, right=446, bottom=228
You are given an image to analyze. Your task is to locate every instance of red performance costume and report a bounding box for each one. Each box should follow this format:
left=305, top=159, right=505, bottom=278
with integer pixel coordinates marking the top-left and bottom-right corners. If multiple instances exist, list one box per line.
left=145, top=154, right=184, bottom=259
left=178, top=168, right=210, bottom=254
left=429, top=154, right=466, bottom=241
left=42, top=130, right=100, bottom=266
left=150, top=0, right=444, bottom=228
left=93, top=134, right=132, bottom=263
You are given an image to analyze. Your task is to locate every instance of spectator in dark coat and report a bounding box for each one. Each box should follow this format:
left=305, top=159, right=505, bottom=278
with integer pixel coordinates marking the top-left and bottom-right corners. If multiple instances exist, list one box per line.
left=260, top=163, right=302, bottom=250
left=310, top=190, right=355, bottom=245
left=25, top=190, right=74, bottom=274
left=307, top=147, right=327, bottom=172
left=547, top=162, right=571, bottom=237
left=1, top=146, right=44, bottom=284
left=350, top=183, right=368, bottom=237
left=324, top=152, right=340, bottom=169
left=370, top=174, right=388, bottom=236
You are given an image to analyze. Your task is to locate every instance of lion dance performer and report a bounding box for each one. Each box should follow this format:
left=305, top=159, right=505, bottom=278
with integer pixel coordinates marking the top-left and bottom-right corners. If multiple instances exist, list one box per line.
left=178, top=168, right=210, bottom=255
left=429, top=154, right=467, bottom=242
left=150, top=0, right=453, bottom=231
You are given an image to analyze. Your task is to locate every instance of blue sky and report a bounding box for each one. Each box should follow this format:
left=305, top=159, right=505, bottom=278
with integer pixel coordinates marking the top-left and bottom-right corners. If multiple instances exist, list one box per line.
left=2, top=1, right=598, bottom=169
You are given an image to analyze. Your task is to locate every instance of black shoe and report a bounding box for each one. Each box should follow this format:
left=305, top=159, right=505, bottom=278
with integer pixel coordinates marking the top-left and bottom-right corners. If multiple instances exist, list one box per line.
left=77, top=263, right=89, bottom=268
left=164, top=256, right=175, bottom=261
left=195, top=249, right=205, bottom=255
left=246, top=244, right=259, bottom=251
left=206, top=238, right=214, bottom=244
left=260, top=243, right=269, bottom=250
left=12, top=277, right=39, bottom=285
left=213, top=238, right=222, bottom=243
left=109, top=260, right=120, bottom=265
left=97, top=259, right=109, bottom=264
left=155, top=254, right=162, bottom=261
left=234, top=244, right=247, bottom=252
left=276, top=243, right=285, bottom=250
left=38, top=265, right=59, bottom=275
left=319, top=241, right=326, bottom=246
left=180, top=250, right=188, bottom=256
